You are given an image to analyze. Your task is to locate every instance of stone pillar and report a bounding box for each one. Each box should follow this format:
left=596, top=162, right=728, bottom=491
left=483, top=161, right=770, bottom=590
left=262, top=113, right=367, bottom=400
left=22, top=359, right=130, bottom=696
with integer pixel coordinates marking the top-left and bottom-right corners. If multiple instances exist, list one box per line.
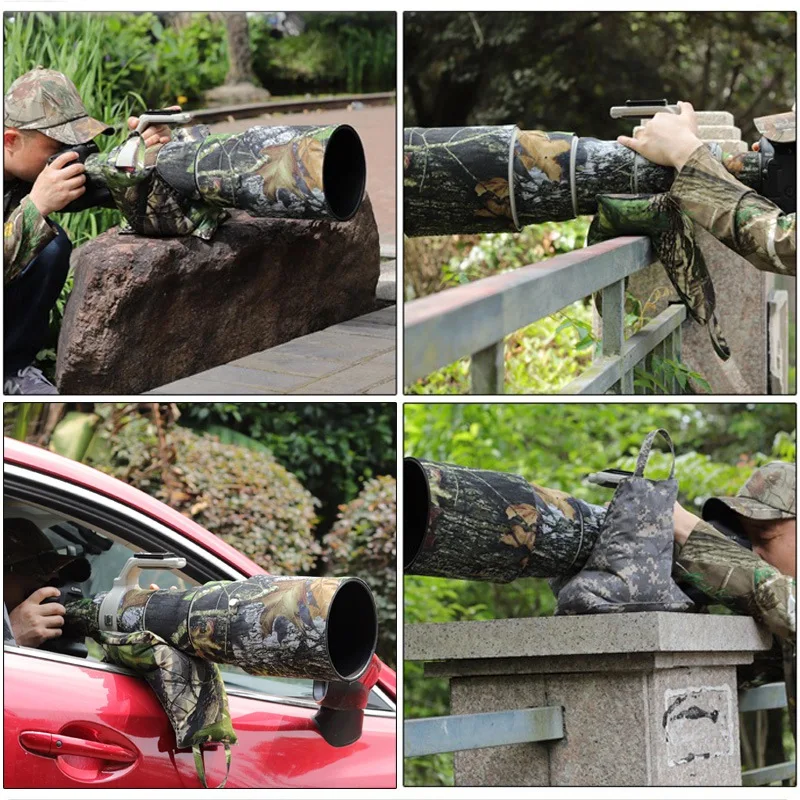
left=610, top=111, right=778, bottom=393
left=406, top=613, right=772, bottom=786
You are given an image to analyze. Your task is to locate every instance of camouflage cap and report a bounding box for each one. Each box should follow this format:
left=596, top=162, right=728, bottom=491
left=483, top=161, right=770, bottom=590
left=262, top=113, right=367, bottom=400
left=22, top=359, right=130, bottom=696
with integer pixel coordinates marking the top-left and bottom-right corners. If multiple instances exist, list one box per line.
left=3, top=518, right=80, bottom=577
left=703, top=462, right=796, bottom=522
left=753, top=110, right=795, bottom=144
left=4, top=67, right=113, bottom=145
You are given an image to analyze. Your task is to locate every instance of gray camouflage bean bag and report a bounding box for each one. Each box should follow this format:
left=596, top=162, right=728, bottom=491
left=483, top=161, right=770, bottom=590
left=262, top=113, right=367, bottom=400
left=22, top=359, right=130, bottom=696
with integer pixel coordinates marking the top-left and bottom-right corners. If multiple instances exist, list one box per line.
left=556, top=429, right=693, bottom=614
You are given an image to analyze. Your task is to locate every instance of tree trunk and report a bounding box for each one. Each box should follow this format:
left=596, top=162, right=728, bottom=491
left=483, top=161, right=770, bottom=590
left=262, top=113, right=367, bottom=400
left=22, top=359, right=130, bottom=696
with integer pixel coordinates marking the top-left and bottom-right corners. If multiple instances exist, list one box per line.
left=224, top=12, right=256, bottom=85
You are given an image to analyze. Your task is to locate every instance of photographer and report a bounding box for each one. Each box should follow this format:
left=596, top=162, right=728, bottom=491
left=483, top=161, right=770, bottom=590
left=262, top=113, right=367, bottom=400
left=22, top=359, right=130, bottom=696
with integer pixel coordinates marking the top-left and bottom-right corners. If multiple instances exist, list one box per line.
left=672, top=462, right=796, bottom=734
left=618, top=101, right=796, bottom=277
left=3, top=67, right=177, bottom=394
left=3, top=518, right=84, bottom=647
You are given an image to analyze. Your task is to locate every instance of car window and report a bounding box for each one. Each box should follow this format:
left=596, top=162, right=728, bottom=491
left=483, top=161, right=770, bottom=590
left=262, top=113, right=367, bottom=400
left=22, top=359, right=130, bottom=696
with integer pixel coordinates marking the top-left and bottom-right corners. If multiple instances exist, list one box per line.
left=5, top=501, right=392, bottom=713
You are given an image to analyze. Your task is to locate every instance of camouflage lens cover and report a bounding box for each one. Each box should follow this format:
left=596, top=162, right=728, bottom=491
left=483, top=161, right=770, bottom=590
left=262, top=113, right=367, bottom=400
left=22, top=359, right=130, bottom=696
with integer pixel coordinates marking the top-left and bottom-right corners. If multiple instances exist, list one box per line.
left=405, top=458, right=606, bottom=583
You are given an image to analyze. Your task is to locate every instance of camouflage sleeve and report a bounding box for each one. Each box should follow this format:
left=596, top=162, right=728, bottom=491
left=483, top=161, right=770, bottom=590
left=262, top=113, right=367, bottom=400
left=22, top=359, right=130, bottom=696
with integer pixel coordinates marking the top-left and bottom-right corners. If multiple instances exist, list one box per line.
left=4, top=195, right=57, bottom=284
left=670, top=144, right=796, bottom=276
left=673, top=518, right=796, bottom=643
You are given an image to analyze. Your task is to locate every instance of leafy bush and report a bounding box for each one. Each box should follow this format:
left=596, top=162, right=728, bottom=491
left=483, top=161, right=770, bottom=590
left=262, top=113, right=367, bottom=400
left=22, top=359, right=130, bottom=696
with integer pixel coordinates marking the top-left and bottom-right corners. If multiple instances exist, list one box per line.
left=98, top=419, right=321, bottom=575
left=249, top=14, right=395, bottom=94
left=178, top=403, right=396, bottom=535
left=323, top=476, right=396, bottom=668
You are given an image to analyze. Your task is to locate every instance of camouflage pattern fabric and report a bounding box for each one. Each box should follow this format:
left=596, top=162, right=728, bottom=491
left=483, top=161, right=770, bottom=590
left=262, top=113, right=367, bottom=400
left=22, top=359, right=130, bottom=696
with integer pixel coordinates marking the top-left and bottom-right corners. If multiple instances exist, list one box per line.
left=673, top=518, right=796, bottom=737
left=587, top=192, right=731, bottom=360
left=99, top=629, right=235, bottom=789
left=671, top=145, right=795, bottom=276
left=705, top=460, right=796, bottom=522
left=4, top=182, right=57, bottom=283
left=64, top=575, right=374, bottom=682
left=80, top=124, right=357, bottom=239
left=4, top=67, right=112, bottom=145
left=556, top=429, right=693, bottom=614
left=404, top=458, right=607, bottom=583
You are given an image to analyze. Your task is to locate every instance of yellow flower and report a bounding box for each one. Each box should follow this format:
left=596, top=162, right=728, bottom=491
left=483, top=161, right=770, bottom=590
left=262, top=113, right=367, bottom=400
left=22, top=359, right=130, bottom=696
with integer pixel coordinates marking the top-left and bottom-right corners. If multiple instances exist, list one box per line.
left=177, top=95, right=188, bottom=105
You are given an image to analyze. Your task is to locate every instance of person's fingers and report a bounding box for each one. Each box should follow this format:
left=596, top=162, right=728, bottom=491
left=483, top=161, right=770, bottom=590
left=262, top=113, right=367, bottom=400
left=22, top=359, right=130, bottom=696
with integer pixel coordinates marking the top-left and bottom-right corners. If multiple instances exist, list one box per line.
left=751, top=141, right=761, bottom=152
left=29, top=586, right=61, bottom=603
left=48, top=151, right=81, bottom=170
left=128, top=115, right=138, bottom=131
left=617, top=134, right=641, bottom=152
left=677, top=100, right=695, bottom=114
left=39, top=602, right=66, bottom=616
left=41, top=626, right=63, bottom=640
left=57, top=162, right=86, bottom=179
left=68, top=186, right=87, bottom=198
left=149, top=583, right=160, bottom=590
left=64, top=174, right=87, bottom=187
left=41, top=613, right=65, bottom=628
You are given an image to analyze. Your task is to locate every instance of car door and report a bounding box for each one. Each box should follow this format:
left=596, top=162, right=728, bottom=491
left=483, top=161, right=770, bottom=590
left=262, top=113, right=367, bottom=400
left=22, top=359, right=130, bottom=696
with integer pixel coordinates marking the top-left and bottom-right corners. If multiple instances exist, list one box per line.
left=4, top=461, right=396, bottom=789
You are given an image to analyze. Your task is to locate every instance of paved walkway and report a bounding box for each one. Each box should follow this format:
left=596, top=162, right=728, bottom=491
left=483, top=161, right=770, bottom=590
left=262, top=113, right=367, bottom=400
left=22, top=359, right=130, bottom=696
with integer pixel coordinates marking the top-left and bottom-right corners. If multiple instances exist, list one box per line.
left=150, top=305, right=395, bottom=395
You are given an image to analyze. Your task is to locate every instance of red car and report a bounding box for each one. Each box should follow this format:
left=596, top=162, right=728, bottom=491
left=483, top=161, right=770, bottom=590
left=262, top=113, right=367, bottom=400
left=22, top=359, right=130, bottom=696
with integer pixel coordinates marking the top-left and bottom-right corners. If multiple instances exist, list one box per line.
left=3, top=438, right=396, bottom=789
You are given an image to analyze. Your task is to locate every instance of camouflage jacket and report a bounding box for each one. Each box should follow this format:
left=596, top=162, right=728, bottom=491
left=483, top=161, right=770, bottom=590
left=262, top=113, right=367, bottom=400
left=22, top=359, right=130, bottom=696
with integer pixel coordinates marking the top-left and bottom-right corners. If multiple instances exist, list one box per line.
left=4, top=180, right=57, bottom=284
left=670, top=145, right=796, bottom=276
left=673, top=518, right=796, bottom=735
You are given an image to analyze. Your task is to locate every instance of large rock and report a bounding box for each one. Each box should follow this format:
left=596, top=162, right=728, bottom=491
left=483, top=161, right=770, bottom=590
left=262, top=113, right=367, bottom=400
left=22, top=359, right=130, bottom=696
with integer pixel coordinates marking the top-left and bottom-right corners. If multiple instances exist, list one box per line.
left=57, top=198, right=379, bottom=393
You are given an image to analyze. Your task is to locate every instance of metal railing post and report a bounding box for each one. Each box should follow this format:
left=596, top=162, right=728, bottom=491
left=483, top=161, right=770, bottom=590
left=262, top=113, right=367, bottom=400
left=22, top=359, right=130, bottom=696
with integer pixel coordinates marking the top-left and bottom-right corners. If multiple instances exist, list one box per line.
left=601, top=279, right=626, bottom=393
left=471, top=341, right=505, bottom=394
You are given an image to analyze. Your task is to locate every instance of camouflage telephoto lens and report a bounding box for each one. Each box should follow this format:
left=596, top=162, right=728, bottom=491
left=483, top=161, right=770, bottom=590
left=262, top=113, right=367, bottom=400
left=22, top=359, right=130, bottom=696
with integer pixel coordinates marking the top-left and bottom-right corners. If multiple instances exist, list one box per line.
left=404, top=458, right=606, bottom=583
left=65, top=575, right=378, bottom=682
left=404, top=126, right=765, bottom=237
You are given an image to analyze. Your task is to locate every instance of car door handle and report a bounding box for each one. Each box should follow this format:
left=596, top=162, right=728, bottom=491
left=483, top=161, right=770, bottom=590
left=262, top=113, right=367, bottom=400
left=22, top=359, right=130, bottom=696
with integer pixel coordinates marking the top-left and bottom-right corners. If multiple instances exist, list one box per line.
left=20, top=731, right=137, bottom=764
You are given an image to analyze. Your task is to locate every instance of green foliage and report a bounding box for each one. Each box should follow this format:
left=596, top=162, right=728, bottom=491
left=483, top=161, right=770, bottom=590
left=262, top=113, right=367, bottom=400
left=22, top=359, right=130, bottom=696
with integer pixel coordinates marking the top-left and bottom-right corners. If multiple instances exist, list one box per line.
left=406, top=218, right=599, bottom=393
left=403, top=403, right=796, bottom=785
left=249, top=14, right=395, bottom=94
left=405, top=12, right=795, bottom=142
left=407, top=300, right=594, bottom=394
left=97, top=420, right=321, bottom=575
left=324, top=475, right=396, bottom=668
left=178, top=403, right=396, bottom=535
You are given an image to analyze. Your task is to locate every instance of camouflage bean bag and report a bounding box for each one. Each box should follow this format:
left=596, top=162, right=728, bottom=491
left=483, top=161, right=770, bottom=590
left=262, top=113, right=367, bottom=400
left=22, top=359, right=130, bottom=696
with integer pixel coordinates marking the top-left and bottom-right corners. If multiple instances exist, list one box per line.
left=556, top=429, right=694, bottom=615
left=588, top=193, right=731, bottom=361
left=99, top=629, right=235, bottom=788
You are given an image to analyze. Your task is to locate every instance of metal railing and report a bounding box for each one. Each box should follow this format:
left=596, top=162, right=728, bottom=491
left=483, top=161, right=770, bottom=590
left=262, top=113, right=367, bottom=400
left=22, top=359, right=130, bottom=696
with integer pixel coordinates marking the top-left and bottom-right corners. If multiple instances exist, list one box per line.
left=405, top=236, right=687, bottom=394
left=739, top=682, right=795, bottom=787
left=404, top=706, right=564, bottom=758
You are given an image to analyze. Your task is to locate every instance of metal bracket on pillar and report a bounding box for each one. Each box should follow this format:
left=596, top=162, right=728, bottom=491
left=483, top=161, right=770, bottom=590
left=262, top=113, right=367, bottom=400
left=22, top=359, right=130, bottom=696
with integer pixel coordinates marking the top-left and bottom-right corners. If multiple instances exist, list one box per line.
left=404, top=705, right=565, bottom=758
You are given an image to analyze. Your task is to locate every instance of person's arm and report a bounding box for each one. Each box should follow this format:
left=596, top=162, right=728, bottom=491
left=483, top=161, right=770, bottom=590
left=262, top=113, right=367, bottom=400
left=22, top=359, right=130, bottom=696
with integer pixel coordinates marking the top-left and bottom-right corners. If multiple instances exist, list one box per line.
left=617, top=100, right=795, bottom=276
left=4, top=195, right=57, bottom=284
left=673, top=517, right=796, bottom=643
left=670, top=145, right=796, bottom=276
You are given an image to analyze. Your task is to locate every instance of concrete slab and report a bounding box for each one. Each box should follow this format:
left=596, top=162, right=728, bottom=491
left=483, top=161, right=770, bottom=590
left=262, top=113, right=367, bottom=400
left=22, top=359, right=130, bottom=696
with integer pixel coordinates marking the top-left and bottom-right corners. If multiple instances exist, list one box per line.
left=405, top=613, right=772, bottom=662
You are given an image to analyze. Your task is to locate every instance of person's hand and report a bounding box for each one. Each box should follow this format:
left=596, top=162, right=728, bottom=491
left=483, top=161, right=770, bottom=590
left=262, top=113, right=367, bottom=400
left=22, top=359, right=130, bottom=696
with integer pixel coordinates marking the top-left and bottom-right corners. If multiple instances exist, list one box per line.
left=9, top=587, right=65, bottom=648
left=617, top=101, right=703, bottom=171
left=673, top=501, right=701, bottom=546
left=28, top=151, right=86, bottom=216
left=128, top=105, right=182, bottom=148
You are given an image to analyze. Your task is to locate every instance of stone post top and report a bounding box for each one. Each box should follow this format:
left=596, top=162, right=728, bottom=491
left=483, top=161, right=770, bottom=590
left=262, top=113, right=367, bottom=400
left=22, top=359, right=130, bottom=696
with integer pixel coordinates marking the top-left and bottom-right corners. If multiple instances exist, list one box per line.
left=405, top=612, right=773, bottom=662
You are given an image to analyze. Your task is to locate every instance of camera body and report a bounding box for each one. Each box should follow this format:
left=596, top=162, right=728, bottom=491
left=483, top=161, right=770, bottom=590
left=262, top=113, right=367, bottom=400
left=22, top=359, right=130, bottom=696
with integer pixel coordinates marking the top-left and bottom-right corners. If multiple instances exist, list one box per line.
left=45, top=141, right=115, bottom=213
